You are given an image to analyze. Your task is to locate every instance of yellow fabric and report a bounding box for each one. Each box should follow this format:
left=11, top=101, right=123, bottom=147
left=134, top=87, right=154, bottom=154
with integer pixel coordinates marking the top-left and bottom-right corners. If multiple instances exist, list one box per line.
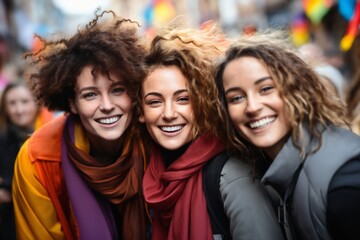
left=34, top=107, right=55, bottom=131
left=74, top=120, right=89, bottom=152
left=12, top=140, right=65, bottom=239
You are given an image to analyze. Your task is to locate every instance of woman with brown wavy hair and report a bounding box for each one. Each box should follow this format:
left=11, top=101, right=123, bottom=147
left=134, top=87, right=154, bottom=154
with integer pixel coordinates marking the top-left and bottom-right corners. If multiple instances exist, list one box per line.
left=215, top=30, right=360, bottom=240
left=137, top=19, right=283, bottom=240
left=12, top=11, right=149, bottom=240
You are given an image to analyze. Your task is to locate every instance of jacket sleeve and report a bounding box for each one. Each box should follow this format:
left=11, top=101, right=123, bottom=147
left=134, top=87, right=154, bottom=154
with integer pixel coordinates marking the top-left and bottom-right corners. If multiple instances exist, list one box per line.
left=12, top=139, right=65, bottom=240
left=220, top=157, right=284, bottom=240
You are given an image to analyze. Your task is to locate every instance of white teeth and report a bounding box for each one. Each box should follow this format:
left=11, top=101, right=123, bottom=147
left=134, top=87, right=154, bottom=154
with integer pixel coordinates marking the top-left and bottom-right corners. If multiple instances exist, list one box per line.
left=161, top=125, right=183, bottom=132
left=97, top=116, right=120, bottom=124
left=249, top=117, right=275, bottom=129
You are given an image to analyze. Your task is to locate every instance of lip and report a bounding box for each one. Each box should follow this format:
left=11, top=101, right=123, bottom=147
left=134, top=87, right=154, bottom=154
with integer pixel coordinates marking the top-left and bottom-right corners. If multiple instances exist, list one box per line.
left=95, top=115, right=122, bottom=126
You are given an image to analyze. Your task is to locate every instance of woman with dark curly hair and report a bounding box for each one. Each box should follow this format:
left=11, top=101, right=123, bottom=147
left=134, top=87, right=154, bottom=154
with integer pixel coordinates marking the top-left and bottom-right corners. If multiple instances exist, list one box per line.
left=137, top=19, right=283, bottom=240
left=215, top=30, right=360, bottom=240
left=12, top=11, right=149, bottom=240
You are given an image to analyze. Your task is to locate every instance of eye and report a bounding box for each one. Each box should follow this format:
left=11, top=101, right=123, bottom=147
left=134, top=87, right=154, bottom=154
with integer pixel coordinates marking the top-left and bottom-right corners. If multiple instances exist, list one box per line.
left=177, top=96, right=189, bottom=103
left=112, top=87, right=126, bottom=94
left=145, top=98, right=162, bottom=106
left=260, top=86, right=275, bottom=94
left=82, top=92, right=97, bottom=100
left=227, top=95, right=246, bottom=104
left=21, top=99, right=31, bottom=104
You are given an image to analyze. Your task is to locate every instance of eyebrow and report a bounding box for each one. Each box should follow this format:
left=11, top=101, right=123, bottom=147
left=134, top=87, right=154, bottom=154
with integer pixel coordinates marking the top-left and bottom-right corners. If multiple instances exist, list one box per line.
left=144, top=89, right=188, bottom=98
left=78, top=81, right=126, bottom=94
left=225, top=76, right=272, bottom=95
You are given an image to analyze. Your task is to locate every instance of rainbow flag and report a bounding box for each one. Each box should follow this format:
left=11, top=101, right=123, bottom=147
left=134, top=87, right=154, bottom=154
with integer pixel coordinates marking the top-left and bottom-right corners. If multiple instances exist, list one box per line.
left=144, top=0, right=176, bottom=28
left=303, top=0, right=333, bottom=24
left=291, top=13, right=310, bottom=46
left=340, top=0, right=360, bottom=51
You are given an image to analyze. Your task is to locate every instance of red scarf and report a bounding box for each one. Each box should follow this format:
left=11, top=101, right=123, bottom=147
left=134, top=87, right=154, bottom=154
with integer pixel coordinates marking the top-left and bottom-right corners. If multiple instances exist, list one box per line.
left=143, top=133, right=225, bottom=240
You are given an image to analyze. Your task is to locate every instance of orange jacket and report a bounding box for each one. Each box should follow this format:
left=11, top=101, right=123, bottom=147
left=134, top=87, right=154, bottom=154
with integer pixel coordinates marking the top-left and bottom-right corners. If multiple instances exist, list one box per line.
left=13, top=115, right=78, bottom=239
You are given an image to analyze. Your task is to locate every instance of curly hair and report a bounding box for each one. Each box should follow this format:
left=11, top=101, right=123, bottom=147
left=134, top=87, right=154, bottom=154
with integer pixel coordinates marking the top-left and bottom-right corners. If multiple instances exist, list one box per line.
left=25, top=10, right=147, bottom=113
left=136, top=18, right=228, bottom=141
left=215, top=30, right=349, bottom=156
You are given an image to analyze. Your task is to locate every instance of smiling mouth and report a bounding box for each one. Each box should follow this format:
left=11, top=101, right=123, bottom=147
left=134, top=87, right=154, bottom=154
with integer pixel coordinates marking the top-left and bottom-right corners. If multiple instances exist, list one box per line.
left=159, top=125, right=184, bottom=133
left=96, top=116, right=121, bottom=125
left=248, top=116, right=275, bottom=129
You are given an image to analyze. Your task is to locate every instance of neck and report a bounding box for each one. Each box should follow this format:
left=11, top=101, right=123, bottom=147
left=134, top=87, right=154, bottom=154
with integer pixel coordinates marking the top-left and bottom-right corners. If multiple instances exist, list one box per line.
left=160, top=141, right=192, bottom=168
left=89, top=135, right=125, bottom=165
left=263, top=133, right=291, bottom=160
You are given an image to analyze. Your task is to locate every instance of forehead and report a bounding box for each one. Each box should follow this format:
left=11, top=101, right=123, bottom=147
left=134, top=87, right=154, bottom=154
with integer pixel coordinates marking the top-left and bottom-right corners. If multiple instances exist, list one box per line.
left=142, top=65, right=188, bottom=93
left=6, top=86, right=33, bottom=100
left=76, top=66, right=123, bottom=87
left=223, top=57, right=271, bottom=84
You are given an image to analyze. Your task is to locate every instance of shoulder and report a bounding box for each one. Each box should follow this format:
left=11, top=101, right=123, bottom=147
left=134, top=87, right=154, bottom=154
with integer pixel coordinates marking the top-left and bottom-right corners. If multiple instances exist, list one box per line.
left=28, top=115, right=67, bottom=163
left=221, top=156, right=253, bottom=184
left=219, top=156, right=284, bottom=239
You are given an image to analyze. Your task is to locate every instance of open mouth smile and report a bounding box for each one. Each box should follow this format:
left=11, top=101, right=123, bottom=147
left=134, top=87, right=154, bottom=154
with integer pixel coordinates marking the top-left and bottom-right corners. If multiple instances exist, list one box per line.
left=159, top=125, right=184, bottom=133
left=95, top=115, right=121, bottom=125
left=248, top=116, right=275, bottom=129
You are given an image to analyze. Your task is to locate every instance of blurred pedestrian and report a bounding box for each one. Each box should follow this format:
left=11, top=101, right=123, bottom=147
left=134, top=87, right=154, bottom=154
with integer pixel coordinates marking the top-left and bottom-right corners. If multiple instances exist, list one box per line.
left=346, top=71, right=360, bottom=135
left=0, top=82, right=53, bottom=240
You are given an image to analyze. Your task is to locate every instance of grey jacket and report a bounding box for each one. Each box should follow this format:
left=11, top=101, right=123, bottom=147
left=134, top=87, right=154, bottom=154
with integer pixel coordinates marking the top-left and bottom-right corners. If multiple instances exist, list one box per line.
left=262, top=125, right=360, bottom=240
left=220, top=156, right=284, bottom=240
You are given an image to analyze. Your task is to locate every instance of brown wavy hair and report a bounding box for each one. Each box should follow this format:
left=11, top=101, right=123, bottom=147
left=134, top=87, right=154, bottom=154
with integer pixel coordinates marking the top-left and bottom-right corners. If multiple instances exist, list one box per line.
left=215, top=30, right=349, bottom=156
left=24, top=10, right=147, bottom=113
left=136, top=17, right=228, bottom=142
left=0, top=82, right=39, bottom=132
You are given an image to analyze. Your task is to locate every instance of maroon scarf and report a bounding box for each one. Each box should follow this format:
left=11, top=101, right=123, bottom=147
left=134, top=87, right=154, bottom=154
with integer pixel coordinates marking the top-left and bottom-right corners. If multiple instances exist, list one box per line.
left=143, top=133, right=225, bottom=240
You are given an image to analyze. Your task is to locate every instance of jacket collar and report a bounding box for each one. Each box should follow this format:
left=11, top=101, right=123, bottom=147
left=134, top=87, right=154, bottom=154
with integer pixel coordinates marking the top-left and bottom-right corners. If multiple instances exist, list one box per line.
left=261, top=124, right=323, bottom=197
left=29, top=114, right=67, bottom=163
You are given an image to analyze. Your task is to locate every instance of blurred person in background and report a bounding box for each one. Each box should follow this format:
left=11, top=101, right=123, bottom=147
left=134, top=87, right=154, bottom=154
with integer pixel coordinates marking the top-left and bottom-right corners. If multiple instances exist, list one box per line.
left=0, top=82, right=53, bottom=240
left=346, top=36, right=360, bottom=136
left=12, top=11, right=150, bottom=240
left=347, top=71, right=360, bottom=135
left=299, top=42, right=347, bottom=101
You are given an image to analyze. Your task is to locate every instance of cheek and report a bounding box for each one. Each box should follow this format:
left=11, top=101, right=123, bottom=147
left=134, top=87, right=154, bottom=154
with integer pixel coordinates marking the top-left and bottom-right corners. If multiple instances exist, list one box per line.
left=187, top=109, right=195, bottom=124
left=141, top=107, right=157, bottom=123
left=227, top=105, right=242, bottom=123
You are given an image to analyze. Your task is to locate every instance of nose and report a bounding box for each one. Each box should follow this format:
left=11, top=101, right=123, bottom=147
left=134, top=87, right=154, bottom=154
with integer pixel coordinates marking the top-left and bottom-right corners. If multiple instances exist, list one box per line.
left=13, top=102, right=25, bottom=115
left=162, top=102, right=177, bottom=120
left=100, top=94, right=115, bottom=111
left=245, top=94, right=262, bottom=114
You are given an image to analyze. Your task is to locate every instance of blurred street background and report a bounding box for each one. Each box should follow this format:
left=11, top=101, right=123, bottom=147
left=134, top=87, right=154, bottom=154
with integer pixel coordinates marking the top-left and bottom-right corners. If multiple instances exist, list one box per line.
left=0, top=0, right=359, bottom=90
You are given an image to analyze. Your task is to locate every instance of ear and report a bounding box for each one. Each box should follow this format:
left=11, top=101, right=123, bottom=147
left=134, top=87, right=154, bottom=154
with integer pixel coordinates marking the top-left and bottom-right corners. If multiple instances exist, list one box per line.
left=69, top=100, right=78, bottom=114
left=139, top=114, right=145, bottom=123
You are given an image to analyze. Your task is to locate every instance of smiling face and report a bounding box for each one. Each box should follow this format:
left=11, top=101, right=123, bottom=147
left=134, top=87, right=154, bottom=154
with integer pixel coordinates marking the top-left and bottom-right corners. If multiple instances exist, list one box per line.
left=222, top=56, right=291, bottom=159
left=139, top=65, right=194, bottom=150
left=70, top=65, right=132, bottom=144
left=5, top=85, right=38, bottom=129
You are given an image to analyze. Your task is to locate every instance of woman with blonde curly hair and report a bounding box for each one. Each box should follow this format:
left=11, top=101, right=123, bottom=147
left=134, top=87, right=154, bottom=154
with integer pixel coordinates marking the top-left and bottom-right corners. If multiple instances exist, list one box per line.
left=215, top=30, right=360, bottom=239
left=12, top=11, right=150, bottom=239
left=137, top=19, right=283, bottom=240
